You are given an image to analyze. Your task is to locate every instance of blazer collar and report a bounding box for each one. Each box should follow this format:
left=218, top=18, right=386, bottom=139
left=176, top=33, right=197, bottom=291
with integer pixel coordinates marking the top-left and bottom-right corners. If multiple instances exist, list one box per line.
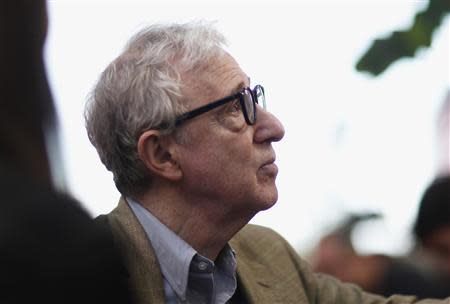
left=108, top=197, right=166, bottom=304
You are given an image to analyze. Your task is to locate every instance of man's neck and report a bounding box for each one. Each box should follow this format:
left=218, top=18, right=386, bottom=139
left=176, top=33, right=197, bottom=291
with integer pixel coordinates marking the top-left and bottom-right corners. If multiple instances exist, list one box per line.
left=136, top=189, right=255, bottom=260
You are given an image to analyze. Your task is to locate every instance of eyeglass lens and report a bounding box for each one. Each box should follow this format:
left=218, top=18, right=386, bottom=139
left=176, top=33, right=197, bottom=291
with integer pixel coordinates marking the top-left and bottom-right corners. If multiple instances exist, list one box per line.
left=241, top=92, right=253, bottom=124
left=242, top=86, right=266, bottom=124
left=255, top=86, right=266, bottom=110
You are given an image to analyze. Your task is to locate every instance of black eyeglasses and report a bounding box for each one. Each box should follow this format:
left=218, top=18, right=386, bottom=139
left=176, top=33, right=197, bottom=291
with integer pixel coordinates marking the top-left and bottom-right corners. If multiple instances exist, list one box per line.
left=175, top=85, right=266, bottom=126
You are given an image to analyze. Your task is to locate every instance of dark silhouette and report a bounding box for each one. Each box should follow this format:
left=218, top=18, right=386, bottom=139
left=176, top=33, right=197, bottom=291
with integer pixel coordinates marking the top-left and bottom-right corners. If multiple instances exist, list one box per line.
left=0, top=1, right=132, bottom=303
left=414, top=175, right=450, bottom=275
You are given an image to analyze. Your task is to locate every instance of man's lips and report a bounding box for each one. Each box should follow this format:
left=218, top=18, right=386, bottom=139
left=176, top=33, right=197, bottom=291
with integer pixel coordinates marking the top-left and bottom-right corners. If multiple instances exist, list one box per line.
left=260, top=158, right=278, bottom=176
left=261, top=156, right=276, bottom=167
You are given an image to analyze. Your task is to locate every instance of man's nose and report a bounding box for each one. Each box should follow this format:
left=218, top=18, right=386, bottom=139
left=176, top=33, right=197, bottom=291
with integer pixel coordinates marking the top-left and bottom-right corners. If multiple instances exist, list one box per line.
left=253, top=105, right=285, bottom=143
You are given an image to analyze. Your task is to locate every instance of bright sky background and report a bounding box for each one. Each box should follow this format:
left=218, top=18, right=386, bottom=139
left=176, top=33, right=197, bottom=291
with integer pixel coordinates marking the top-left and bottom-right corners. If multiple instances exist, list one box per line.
left=46, top=0, right=449, bottom=255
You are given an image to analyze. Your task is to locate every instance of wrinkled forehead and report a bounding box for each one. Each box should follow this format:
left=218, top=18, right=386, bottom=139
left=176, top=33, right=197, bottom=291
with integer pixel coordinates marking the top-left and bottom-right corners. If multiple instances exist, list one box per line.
left=180, top=52, right=249, bottom=109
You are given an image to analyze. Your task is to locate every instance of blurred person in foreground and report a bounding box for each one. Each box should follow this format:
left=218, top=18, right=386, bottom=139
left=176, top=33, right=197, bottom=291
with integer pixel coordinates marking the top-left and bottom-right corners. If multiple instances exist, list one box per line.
left=313, top=176, right=450, bottom=298
left=86, top=21, right=450, bottom=304
left=0, top=1, right=132, bottom=303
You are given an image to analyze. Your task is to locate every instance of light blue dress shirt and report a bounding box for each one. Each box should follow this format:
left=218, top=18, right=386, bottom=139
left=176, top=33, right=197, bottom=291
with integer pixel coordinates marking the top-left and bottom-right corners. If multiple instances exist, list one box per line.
left=127, top=198, right=237, bottom=304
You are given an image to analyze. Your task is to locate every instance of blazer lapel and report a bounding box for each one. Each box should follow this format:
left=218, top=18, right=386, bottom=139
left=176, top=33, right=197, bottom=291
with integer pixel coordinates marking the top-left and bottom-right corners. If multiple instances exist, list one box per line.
left=230, top=227, right=309, bottom=304
left=108, top=197, right=166, bottom=304
left=235, top=253, right=280, bottom=303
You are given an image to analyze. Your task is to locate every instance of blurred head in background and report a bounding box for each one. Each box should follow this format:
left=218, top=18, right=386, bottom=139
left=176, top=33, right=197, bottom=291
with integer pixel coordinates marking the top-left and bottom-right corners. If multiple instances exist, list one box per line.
left=414, top=175, right=450, bottom=274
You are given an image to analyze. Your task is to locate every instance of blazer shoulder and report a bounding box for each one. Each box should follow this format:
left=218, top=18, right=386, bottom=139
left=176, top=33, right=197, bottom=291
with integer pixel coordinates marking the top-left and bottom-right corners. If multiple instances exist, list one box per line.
left=231, top=223, right=296, bottom=264
left=233, top=224, right=286, bottom=245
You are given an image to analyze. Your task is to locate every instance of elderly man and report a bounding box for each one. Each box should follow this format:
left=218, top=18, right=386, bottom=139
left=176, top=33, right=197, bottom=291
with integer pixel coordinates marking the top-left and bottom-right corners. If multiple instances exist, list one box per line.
left=85, top=22, right=449, bottom=304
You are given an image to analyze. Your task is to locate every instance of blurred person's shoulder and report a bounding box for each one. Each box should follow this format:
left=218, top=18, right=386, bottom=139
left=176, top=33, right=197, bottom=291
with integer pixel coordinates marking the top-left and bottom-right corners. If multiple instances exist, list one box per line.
left=0, top=166, right=133, bottom=304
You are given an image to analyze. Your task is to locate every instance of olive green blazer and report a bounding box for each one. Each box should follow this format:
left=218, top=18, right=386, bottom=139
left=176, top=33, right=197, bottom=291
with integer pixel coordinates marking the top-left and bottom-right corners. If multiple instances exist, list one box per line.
left=105, top=198, right=449, bottom=304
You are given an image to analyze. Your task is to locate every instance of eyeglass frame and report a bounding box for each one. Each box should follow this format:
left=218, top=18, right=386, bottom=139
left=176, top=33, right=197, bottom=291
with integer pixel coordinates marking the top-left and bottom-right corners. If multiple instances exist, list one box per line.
left=175, top=85, right=266, bottom=126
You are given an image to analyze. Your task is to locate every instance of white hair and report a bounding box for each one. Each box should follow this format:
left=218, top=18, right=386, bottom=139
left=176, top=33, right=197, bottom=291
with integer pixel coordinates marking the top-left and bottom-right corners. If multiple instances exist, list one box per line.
left=84, top=21, right=227, bottom=196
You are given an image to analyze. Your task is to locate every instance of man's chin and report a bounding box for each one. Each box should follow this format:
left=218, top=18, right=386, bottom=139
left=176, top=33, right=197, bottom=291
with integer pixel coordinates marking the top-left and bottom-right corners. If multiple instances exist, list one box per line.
left=257, top=190, right=278, bottom=211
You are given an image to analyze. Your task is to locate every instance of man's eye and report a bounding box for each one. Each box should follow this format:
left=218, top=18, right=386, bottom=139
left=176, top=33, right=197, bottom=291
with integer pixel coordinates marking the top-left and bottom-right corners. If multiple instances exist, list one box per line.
left=229, top=100, right=242, bottom=113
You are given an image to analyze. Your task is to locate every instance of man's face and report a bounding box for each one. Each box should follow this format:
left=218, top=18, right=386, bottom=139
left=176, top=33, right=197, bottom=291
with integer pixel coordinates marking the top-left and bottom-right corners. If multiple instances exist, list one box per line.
left=174, top=53, right=285, bottom=217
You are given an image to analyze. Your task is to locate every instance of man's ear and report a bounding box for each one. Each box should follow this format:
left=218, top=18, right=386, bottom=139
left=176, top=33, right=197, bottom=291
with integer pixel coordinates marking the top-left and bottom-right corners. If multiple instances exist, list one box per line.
left=137, top=130, right=182, bottom=181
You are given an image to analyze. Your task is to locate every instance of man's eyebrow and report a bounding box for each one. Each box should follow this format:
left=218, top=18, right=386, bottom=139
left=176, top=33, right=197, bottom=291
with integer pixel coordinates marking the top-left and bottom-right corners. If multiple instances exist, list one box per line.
left=232, top=77, right=251, bottom=93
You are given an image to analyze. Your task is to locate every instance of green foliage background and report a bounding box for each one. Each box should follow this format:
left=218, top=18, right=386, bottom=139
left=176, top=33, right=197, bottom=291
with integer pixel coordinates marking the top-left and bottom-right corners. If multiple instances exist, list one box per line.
left=356, top=0, right=450, bottom=76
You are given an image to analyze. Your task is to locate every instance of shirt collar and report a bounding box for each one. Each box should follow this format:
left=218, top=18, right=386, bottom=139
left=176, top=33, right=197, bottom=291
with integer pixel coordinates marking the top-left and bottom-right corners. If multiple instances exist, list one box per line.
left=127, top=197, right=195, bottom=300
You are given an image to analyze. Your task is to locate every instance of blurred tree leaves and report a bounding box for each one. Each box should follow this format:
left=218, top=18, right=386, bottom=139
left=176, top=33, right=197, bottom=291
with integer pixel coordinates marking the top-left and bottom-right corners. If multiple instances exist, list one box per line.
left=356, top=0, right=450, bottom=76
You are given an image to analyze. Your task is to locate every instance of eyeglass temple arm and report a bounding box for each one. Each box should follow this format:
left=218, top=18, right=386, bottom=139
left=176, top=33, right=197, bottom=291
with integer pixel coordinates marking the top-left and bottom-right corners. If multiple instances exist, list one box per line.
left=175, top=93, right=241, bottom=125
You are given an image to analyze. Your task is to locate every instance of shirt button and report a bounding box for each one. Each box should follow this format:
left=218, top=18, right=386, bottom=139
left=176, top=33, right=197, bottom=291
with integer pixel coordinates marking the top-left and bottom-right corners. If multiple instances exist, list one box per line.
left=198, top=261, right=208, bottom=271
